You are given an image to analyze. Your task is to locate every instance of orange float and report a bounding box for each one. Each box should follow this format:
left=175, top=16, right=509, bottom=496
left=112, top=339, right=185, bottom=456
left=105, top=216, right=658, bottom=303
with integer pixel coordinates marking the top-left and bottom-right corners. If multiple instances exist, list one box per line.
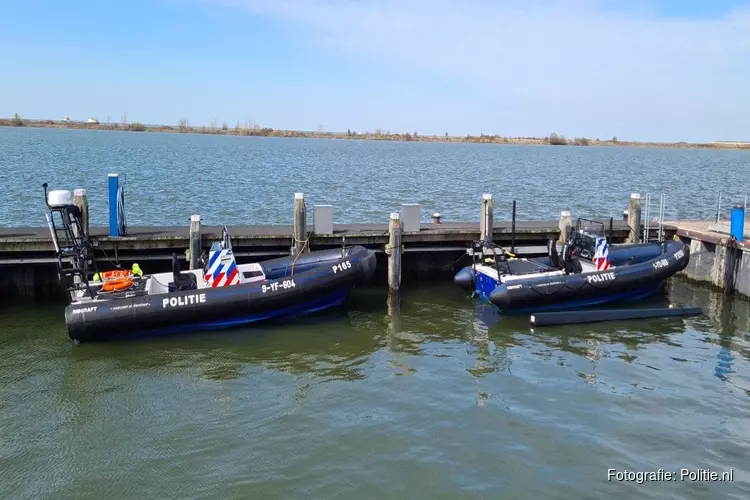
left=101, top=269, right=133, bottom=280
left=99, top=269, right=135, bottom=293
left=101, top=277, right=134, bottom=292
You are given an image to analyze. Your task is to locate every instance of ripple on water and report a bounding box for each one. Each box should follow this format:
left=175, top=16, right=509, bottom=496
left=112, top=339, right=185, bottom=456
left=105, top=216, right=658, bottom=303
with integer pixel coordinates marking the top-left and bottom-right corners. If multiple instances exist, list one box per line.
left=1, top=281, right=750, bottom=499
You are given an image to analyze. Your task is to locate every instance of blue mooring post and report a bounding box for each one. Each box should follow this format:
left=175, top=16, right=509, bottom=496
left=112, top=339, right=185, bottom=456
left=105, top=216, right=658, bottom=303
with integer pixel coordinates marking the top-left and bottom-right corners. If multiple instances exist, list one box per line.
left=730, top=203, right=745, bottom=241
left=108, top=173, right=119, bottom=237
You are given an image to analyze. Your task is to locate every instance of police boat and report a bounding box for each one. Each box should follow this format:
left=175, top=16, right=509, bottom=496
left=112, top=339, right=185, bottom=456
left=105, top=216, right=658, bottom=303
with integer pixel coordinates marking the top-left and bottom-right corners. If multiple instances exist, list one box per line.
left=453, top=217, right=690, bottom=313
left=43, top=184, right=376, bottom=342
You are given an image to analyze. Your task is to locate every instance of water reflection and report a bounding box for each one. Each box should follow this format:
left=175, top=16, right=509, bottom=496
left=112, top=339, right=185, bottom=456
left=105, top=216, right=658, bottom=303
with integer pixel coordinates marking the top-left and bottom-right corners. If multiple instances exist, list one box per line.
left=8, top=278, right=750, bottom=398
left=62, top=308, right=381, bottom=387
left=383, top=290, right=418, bottom=376
left=666, top=279, right=750, bottom=388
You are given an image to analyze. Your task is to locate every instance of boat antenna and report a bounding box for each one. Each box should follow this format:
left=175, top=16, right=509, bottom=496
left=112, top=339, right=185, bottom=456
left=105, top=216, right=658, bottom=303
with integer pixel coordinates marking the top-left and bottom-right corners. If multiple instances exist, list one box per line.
left=511, top=200, right=516, bottom=255
left=221, top=225, right=231, bottom=250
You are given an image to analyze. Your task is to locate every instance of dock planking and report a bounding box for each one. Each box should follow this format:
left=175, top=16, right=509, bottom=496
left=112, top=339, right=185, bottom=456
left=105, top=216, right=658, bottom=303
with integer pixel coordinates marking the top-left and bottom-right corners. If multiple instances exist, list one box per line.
left=0, top=219, right=634, bottom=264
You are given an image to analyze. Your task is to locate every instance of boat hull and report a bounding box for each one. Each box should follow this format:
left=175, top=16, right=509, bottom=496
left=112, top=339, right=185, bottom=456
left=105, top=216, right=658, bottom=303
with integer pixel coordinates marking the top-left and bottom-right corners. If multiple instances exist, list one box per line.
left=65, top=245, right=376, bottom=342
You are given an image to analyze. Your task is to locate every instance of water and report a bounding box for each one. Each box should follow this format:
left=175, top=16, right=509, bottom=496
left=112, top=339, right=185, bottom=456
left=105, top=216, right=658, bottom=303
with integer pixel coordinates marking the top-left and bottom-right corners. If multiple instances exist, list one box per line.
left=1, top=127, right=749, bottom=228
left=2, top=126, right=750, bottom=498
left=1, top=279, right=749, bottom=499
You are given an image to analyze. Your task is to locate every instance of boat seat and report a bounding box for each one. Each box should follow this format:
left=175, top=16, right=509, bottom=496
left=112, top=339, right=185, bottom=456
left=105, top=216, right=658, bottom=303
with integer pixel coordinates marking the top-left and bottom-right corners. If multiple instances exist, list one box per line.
left=560, top=243, right=583, bottom=275
left=548, top=239, right=562, bottom=269
left=171, top=253, right=197, bottom=292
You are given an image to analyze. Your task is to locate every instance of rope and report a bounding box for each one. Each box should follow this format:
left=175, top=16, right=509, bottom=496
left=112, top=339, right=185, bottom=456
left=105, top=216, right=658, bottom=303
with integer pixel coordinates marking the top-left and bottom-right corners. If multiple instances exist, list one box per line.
left=290, top=232, right=310, bottom=277
left=414, top=252, right=468, bottom=271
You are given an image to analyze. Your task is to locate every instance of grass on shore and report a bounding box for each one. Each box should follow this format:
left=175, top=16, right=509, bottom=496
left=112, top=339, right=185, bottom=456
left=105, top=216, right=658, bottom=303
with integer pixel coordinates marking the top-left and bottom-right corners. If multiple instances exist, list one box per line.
left=1, top=116, right=748, bottom=151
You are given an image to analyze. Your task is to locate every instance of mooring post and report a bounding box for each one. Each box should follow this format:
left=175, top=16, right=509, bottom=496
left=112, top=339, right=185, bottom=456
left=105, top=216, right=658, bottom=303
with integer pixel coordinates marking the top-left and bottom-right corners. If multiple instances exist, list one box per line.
left=108, top=173, right=120, bottom=237
left=293, top=192, right=307, bottom=256
left=480, top=193, right=493, bottom=242
left=72, top=189, right=89, bottom=239
left=189, top=214, right=201, bottom=270
left=628, top=193, right=642, bottom=243
left=387, top=212, right=402, bottom=291
left=558, top=210, right=572, bottom=244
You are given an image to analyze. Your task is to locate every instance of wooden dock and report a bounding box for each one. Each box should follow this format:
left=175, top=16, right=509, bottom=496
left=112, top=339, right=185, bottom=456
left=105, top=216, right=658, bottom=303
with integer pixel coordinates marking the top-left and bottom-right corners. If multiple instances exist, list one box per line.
left=1, top=184, right=747, bottom=301
left=0, top=219, right=635, bottom=299
left=0, top=220, right=634, bottom=264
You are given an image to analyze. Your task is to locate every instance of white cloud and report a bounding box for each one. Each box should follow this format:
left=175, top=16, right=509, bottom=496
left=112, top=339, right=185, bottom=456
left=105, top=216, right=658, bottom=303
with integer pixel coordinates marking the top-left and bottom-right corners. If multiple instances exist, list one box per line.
left=211, top=0, right=750, bottom=141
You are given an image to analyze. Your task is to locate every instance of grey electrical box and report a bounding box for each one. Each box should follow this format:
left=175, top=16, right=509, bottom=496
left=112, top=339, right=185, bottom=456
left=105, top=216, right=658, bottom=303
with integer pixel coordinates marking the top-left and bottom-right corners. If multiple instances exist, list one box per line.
left=314, top=205, right=333, bottom=234
left=401, top=203, right=421, bottom=233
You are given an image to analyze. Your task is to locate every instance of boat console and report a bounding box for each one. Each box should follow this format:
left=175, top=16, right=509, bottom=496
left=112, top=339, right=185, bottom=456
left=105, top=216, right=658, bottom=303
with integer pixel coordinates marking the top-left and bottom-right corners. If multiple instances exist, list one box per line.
left=566, top=218, right=607, bottom=260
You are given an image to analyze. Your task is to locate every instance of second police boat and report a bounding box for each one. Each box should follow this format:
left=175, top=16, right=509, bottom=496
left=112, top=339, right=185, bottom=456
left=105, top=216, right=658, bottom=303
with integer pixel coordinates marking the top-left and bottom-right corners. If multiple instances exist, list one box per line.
left=454, top=218, right=690, bottom=313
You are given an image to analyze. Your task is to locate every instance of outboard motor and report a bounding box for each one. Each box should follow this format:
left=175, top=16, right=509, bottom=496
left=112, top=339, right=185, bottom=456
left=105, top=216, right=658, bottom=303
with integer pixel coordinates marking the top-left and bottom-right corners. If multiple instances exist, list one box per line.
left=42, top=183, right=98, bottom=301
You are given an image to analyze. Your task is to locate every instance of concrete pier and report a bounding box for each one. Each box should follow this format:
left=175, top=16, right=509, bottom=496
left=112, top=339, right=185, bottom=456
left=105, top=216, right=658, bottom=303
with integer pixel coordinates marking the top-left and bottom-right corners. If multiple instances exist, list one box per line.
left=668, top=220, right=750, bottom=298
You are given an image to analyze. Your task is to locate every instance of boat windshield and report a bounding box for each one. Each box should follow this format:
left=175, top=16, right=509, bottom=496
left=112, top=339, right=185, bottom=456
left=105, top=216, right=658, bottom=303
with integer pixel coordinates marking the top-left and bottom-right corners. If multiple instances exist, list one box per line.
left=575, top=218, right=605, bottom=238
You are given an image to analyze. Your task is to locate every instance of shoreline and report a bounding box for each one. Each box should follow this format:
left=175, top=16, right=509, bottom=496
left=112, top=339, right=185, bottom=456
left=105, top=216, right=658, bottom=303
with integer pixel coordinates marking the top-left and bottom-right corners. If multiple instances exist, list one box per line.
left=2, top=117, right=749, bottom=151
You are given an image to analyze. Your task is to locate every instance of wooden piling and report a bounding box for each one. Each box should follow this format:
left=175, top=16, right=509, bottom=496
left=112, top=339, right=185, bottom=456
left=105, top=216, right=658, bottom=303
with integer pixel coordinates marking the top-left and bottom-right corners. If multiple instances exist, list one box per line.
left=293, top=193, right=307, bottom=256
left=558, top=210, right=572, bottom=244
left=480, top=193, right=493, bottom=242
left=387, top=212, right=402, bottom=291
left=73, top=189, right=89, bottom=239
left=189, top=214, right=201, bottom=270
left=628, top=193, right=642, bottom=243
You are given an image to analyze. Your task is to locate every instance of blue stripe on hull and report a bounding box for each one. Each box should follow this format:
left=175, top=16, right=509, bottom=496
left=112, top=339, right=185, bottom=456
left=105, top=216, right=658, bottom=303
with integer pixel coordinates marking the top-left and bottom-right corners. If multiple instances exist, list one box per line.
left=98, top=287, right=352, bottom=342
left=475, top=272, right=500, bottom=300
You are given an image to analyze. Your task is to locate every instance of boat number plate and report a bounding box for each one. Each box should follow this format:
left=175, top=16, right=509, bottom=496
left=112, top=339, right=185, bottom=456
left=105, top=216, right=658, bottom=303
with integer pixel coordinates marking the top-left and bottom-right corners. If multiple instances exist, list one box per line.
left=653, top=258, right=669, bottom=270
left=332, top=260, right=352, bottom=273
left=262, top=279, right=296, bottom=293
left=674, top=249, right=685, bottom=260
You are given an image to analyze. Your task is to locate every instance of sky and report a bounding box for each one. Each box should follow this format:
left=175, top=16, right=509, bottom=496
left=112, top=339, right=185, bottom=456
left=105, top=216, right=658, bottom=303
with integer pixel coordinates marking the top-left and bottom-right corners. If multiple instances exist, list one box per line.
left=1, top=0, right=749, bottom=142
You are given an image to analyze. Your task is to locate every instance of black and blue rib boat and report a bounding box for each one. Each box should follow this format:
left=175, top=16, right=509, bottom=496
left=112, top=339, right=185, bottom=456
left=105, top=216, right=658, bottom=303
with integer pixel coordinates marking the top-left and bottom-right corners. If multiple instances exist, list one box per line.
left=454, top=217, right=690, bottom=313
left=43, top=184, right=376, bottom=343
